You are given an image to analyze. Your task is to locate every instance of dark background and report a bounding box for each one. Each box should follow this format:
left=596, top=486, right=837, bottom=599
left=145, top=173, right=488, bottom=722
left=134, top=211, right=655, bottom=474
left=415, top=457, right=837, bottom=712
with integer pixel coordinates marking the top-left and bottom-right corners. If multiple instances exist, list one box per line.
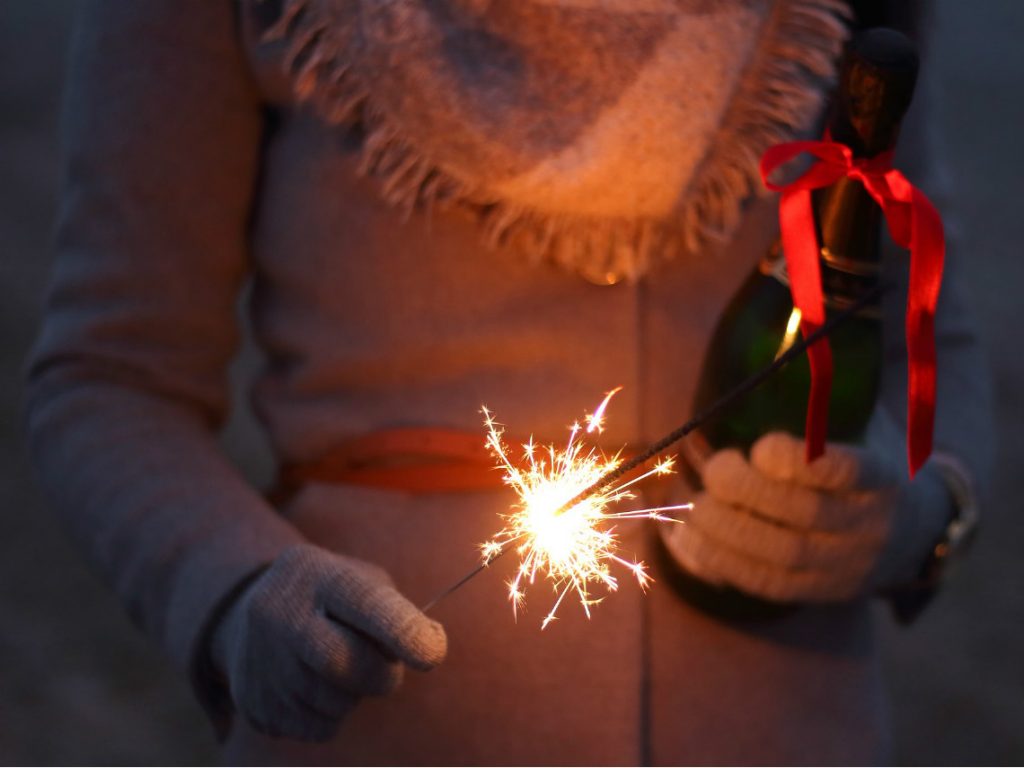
left=2, top=2, right=1022, bottom=763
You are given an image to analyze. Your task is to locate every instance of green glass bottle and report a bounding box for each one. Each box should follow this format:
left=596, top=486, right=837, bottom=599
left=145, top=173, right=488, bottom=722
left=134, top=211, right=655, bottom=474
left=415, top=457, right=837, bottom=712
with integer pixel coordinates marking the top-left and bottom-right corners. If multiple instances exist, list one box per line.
left=666, top=28, right=921, bottom=620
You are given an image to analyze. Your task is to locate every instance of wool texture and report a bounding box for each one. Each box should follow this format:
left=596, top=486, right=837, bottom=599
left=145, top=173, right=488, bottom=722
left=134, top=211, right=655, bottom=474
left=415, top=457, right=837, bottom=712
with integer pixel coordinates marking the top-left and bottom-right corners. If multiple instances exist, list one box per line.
left=262, top=0, right=851, bottom=283
left=662, top=429, right=952, bottom=603
left=211, top=543, right=446, bottom=741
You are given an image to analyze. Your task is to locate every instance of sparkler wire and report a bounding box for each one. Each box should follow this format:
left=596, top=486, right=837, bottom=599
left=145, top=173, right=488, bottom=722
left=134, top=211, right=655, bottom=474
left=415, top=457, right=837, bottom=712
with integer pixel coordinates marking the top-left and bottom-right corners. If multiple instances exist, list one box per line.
left=420, top=282, right=889, bottom=613
left=420, top=546, right=510, bottom=613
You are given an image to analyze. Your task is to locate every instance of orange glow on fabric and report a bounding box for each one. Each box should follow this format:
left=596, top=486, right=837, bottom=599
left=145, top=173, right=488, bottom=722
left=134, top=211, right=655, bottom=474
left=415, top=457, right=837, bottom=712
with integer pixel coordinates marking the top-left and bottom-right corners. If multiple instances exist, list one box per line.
left=760, top=138, right=945, bottom=477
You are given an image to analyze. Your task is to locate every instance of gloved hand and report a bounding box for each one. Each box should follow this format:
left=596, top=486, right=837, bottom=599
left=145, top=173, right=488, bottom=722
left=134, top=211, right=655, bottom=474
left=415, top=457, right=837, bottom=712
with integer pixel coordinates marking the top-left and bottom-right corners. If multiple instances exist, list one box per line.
left=210, top=543, right=447, bottom=742
left=663, top=431, right=955, bottom=603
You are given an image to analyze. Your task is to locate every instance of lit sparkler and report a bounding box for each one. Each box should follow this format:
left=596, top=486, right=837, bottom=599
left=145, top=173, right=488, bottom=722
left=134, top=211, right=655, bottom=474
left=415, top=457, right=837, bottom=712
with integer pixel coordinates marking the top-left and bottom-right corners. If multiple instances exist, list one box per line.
left=479, top=389, right=690, bottom=628
left=420, top=282, right=886, bottom=621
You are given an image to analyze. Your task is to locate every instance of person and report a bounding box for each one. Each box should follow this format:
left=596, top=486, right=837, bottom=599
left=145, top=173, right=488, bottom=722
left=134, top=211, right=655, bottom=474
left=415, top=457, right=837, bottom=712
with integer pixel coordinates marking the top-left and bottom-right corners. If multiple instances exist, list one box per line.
left=26, top=0, right=991, bottom=763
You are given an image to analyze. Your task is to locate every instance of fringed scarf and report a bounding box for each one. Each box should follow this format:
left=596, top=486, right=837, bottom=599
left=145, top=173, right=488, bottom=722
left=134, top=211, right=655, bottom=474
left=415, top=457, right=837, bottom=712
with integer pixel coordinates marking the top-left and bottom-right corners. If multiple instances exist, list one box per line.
left=261, top=0, right=851, bottom=283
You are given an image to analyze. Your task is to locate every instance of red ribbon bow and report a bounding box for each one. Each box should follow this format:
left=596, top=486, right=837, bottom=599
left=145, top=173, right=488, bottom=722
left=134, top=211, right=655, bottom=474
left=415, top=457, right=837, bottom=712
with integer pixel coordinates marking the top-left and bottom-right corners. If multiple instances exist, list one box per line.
left=759, top=138, right=945, bottom=478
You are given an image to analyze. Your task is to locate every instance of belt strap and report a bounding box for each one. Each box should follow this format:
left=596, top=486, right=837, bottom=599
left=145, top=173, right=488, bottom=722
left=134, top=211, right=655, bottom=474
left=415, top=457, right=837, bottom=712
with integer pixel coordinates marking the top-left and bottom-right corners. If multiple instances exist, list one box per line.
left=276, top=428, right=507, bottom=497
left=273, top=427, right=662, bottom=499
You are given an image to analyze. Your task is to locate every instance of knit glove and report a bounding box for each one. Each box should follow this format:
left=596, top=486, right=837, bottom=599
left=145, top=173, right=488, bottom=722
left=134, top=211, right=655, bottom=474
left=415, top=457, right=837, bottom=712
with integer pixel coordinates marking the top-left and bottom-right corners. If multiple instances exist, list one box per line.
left=210, top=543, right=447, bottom=742
left=663, top=431, right=954, bottom=603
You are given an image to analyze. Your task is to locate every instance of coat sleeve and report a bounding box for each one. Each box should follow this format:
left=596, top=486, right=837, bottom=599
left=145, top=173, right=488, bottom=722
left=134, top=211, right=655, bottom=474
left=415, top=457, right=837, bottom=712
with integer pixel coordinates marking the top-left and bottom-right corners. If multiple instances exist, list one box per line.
left=870, top=30, right=994, bottom=600
left=24, top=0, right=304, bottom=720
left=873, top=39, right=995, bottom=494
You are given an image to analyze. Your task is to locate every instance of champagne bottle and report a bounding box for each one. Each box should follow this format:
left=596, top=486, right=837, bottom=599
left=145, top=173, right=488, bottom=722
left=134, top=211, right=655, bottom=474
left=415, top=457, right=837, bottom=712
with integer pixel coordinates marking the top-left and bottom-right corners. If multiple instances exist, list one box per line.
left=666, top=28, right=920, bottom=620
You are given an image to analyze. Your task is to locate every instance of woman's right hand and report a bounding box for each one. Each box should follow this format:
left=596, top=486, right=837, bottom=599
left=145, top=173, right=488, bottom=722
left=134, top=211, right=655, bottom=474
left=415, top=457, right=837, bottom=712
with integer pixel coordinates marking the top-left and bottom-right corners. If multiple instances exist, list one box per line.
left=210, top=543, right=447, bottom=742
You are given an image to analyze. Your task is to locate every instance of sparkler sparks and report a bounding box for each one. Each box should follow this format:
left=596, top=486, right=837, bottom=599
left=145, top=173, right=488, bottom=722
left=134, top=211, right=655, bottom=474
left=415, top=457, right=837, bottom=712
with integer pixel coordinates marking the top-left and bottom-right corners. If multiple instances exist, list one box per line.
left=420, top=283, right=885, bottom=619
left=480, top=390, right=690, bottom=628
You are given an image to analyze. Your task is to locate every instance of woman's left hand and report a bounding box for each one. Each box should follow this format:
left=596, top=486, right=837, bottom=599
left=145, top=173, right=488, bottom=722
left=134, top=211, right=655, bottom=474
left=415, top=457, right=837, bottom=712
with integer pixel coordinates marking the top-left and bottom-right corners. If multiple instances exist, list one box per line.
left=663, top=431, right=954, bottom=603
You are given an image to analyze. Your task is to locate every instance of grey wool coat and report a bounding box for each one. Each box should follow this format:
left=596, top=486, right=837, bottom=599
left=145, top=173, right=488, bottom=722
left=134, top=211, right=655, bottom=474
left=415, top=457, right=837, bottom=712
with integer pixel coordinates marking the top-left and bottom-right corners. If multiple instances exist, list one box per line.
left=26, top=0, right=992, bottom=764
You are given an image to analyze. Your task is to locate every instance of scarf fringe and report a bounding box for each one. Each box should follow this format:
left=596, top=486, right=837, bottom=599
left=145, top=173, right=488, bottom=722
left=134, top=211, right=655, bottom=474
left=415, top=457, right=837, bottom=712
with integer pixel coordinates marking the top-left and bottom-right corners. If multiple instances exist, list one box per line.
left=265, top=0, right=851, bottom=282
left=681, top=0, right=852, bottom=255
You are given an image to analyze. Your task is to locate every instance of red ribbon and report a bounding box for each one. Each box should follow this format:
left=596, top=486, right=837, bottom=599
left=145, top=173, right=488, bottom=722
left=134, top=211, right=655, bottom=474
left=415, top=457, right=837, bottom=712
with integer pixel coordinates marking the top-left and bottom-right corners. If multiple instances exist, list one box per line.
left=759, top=139, right=945, bottom=477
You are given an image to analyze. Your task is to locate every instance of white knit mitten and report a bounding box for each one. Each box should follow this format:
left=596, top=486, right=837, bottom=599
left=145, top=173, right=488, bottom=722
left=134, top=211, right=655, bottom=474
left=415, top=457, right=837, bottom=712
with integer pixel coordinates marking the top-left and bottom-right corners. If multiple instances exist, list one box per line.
left=663, top=432, right=955, bottom=603
left=211, top=543, right=447, bottom=741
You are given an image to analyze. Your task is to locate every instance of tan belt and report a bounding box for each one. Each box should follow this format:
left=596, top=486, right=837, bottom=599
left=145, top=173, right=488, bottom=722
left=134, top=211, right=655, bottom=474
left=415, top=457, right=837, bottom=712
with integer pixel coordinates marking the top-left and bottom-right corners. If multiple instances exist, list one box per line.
left=273, top=427, right=664, bottom=500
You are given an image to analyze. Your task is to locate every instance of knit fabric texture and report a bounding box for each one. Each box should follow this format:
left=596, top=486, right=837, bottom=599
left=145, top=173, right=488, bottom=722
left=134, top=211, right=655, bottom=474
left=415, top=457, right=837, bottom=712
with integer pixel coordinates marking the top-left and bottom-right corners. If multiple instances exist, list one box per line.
left=212, top=543, right=446, bottom=741
left=262, top=0, right=851, bottom=282
left=662, top=429, right=954, bottom=603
